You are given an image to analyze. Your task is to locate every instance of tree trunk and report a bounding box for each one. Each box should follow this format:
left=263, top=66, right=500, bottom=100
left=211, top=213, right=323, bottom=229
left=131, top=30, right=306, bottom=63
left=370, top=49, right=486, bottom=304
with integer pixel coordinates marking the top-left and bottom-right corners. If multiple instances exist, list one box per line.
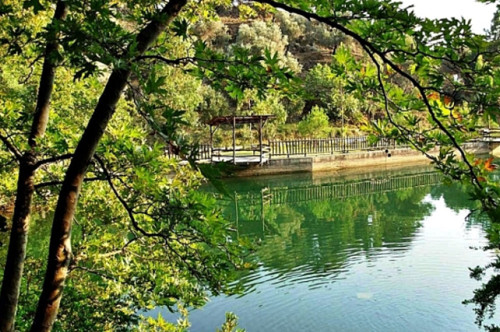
left=0, top=2, right=67, bottom=331
left=30, top=0, right=187, bottom=330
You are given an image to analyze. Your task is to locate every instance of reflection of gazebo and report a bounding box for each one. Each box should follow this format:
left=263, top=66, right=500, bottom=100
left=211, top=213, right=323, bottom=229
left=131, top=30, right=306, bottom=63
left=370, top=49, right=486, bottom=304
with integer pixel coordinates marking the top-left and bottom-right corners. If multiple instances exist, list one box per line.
left=207, top=115, right=275, bottom=165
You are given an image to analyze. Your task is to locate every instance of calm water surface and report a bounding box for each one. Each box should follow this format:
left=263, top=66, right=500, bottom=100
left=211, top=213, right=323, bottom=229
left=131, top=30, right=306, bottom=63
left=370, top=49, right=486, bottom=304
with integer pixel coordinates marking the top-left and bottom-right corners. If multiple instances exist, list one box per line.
left=162, top=165, right=499, bottom=331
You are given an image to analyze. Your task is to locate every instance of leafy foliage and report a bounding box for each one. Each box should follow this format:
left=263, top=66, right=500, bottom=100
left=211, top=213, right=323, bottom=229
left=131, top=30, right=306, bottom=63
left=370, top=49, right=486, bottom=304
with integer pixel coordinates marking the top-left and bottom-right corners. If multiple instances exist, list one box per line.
left=297, top=106, right=331, bottom=137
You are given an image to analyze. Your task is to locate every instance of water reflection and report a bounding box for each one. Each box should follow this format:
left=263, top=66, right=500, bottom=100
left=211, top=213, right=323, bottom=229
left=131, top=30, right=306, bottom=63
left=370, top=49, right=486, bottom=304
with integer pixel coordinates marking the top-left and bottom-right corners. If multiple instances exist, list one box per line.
left=214, top=168, right=438, bottom=291
left=159, top=165, right=498, bottom=331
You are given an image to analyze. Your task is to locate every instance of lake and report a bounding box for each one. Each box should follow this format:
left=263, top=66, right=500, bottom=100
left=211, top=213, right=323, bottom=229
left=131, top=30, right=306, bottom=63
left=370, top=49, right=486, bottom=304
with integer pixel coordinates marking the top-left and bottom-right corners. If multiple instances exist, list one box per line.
left=159, top=165, right=500, bottom=331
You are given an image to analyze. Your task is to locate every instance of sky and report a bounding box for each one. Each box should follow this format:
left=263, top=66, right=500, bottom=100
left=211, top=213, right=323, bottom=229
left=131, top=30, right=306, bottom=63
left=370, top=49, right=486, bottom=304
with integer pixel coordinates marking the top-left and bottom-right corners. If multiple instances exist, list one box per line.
left=399, top=0, right=497, bottom=34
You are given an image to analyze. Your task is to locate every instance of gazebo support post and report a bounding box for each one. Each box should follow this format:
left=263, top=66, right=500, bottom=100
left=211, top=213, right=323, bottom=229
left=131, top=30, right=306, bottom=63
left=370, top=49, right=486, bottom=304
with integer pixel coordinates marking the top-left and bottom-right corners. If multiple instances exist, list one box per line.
left=209, top=125, right=213, bottom=163
left=259, top=116, right=263, bottom=164
left=232, top=116, right=236, bottom=165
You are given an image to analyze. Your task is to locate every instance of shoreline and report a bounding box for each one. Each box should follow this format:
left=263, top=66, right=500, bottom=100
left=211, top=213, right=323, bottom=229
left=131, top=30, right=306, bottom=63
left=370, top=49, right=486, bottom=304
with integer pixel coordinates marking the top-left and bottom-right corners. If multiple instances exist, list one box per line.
left=232, top=141, right=491, bottom=177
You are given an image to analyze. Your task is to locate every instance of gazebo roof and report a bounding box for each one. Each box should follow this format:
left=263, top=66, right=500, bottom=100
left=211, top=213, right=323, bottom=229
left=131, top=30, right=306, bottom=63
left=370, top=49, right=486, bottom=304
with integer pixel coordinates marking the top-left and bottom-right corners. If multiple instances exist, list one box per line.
left=207, top=115, right=275, bottom=126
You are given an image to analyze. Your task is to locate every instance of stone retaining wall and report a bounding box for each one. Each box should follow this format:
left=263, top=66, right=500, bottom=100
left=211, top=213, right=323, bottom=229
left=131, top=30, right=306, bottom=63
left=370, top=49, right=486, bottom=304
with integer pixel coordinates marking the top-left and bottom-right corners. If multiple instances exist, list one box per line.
left=235, top=142, right=490, bottom=177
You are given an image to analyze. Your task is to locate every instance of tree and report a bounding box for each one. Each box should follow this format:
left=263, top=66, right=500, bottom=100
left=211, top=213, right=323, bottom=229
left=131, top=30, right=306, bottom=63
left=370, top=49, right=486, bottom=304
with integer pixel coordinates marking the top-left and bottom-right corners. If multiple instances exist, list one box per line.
left=487, top=4, right=500, bottom=41
left=304, top=61, right=366, bottom=123
left=297, top=105, right=331, bottom=137
left=0, top=1, right=68, bottom=330
left=235, top=20, right=302, bottom=73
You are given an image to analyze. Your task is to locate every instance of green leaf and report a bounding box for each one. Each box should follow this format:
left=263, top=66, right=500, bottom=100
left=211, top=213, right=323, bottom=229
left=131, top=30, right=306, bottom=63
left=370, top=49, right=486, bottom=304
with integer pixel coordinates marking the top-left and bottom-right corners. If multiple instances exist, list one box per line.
left=172, top=19, right=189, bottom=40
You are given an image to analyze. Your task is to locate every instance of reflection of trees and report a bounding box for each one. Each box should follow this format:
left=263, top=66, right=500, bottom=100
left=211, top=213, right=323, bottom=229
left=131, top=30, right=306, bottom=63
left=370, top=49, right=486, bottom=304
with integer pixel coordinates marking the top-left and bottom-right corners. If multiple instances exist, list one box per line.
left=218, top=175, right=435, bottom=283
left=257, top=187, right=433, bottom=273
left=261, top=204, right=304, bottom=237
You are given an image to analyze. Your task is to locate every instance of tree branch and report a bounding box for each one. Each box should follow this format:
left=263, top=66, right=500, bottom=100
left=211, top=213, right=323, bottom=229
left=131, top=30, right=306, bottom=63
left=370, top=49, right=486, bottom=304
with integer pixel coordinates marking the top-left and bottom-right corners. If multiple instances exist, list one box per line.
left=98, top=237, right=138, bottom=258
left=33, top=153, right=73, bottom=169
left=93, top=155, right=163, bottom=239
left=34, top=177, right=105, bottom=190
left=134, top=55, right=193, bottom=65
left=0, top=133, right=22, bottom=161
left=254, top=0, right=485, bottom=192
left=364, top=46, right=443, bottom=166
left=69, top=266, right=117, bottom=281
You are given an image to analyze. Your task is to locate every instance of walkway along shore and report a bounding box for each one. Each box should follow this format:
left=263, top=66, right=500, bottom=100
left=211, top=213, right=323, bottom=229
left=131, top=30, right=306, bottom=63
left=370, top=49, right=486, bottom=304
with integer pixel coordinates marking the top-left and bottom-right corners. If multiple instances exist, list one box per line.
left=228, top=141, right=492, bottom=177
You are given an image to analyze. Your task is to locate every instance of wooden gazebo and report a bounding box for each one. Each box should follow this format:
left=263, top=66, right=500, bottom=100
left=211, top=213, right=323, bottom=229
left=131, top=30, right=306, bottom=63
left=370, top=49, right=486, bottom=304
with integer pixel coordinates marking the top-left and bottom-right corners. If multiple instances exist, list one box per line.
left=207, top=115, right=275, bottom=165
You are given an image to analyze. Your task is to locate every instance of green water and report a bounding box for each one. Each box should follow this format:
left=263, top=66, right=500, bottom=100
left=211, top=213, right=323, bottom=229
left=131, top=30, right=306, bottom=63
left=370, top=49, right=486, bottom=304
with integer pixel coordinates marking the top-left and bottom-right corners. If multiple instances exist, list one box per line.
left=171, top=165, right=499, bottom=331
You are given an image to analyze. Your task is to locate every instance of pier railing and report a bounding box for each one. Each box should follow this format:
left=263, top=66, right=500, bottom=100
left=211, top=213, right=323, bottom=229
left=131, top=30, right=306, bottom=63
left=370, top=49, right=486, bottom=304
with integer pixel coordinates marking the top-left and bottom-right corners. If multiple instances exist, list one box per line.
left=269, top=137, right=409, bottom=158
left=195, top=136, right=411, bottom=161
left=197, top=144, right=212, bottom=160
left=195, top=136, right=487, bottom=161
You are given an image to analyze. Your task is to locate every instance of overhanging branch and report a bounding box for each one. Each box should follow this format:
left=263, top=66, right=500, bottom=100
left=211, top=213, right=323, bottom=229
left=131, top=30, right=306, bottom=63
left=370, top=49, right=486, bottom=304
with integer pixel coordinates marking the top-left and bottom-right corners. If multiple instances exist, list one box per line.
left=254, top=0, right=485, bottom=191
left=93, top=155, right=163, bottom=239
